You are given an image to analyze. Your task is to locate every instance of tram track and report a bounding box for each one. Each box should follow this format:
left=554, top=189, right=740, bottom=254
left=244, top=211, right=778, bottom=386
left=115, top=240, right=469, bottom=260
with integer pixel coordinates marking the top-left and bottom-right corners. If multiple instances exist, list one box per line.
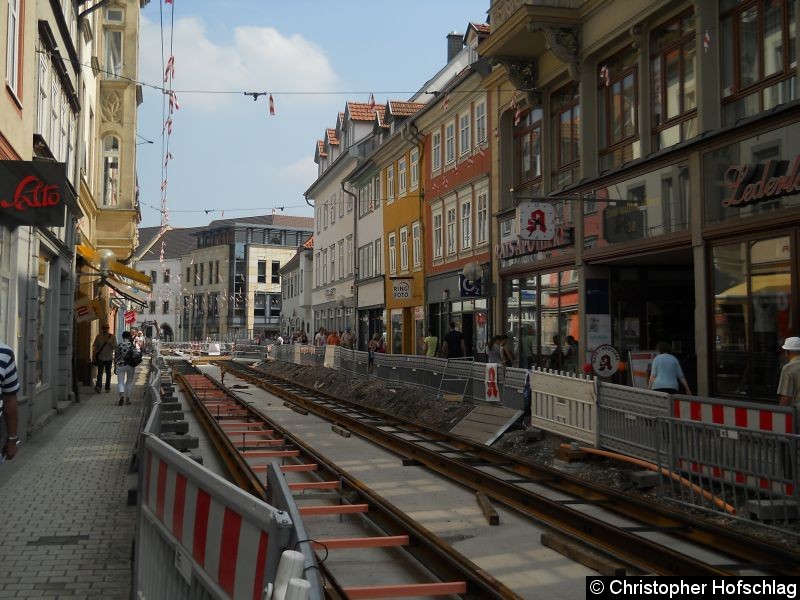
left=171, top=360, right=518, bottom=599
left=216, top=359, right=800, bottom=578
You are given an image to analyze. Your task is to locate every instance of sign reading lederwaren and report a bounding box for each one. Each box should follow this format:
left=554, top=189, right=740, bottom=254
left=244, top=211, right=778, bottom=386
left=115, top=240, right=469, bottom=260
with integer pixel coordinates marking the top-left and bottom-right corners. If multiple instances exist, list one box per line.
left=0, top=161, right=69, bottom=227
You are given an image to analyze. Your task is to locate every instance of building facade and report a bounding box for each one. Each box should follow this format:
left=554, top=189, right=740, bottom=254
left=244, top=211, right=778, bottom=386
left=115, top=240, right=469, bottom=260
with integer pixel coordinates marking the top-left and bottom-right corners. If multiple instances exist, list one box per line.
left=279, top=237, right=314, bottom=339
left=480, top=0, right=800, bottom=400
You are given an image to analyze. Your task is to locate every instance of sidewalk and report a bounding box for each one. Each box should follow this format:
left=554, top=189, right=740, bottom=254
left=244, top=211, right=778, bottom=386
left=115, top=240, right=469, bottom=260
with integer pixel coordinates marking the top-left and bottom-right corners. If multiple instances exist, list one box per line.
left=0, top=365, right=149, bottom=599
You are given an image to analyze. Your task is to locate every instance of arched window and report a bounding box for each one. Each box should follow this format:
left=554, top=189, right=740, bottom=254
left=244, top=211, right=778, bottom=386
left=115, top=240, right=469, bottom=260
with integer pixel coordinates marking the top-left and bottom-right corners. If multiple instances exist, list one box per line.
left=102, top=136, right=120, bottom=206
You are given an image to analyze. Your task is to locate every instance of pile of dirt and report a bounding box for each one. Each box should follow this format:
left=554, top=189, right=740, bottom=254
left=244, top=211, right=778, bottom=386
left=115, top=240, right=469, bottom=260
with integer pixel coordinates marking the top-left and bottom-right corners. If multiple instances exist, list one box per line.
left=257, top=360, right=800, bottom=547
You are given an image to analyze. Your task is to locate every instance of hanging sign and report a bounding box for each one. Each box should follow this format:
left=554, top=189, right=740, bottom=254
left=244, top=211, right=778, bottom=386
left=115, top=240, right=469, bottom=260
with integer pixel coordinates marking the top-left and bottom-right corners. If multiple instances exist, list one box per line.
left=459, top=274, right=481, bottom=297
left=0, top=161, right=70, bottom=227
left=74, top=298, right=101, bottom=323
left=591, top=344, right=620, bottom=377
left=485, top=363, right=500, bottom=402
left=123, top=310, right=138, bottom=325
left=392, top=279, right=412, bottom=300
left=517, top=202, right=555, bottom=241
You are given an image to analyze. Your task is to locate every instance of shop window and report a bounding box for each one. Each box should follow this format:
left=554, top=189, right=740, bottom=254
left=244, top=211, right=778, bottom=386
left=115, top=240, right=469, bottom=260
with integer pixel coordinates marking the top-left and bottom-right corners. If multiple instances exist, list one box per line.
left=391, top=310, right=403, bottom=354
left=598, top=47, right=641, bottom=171
left=651, top=10, right=697, bottom=150
left=514, top=109, right=543, bottom=191
left=0, top=228, right=9, bottom=340
left=36, top=254, right=51, bottom=386
left=712, top=236, right=793, bottom=400
left=551, top=83, right=580, bottom=189
left=720, top=0, right=796, bottom=125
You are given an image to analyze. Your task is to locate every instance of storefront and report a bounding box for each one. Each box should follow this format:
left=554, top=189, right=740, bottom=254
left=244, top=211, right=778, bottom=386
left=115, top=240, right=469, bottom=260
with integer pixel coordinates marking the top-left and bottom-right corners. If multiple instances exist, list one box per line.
left=426, top=270, right=489, bottom=358
left=702, top=118, right=800, bottom=401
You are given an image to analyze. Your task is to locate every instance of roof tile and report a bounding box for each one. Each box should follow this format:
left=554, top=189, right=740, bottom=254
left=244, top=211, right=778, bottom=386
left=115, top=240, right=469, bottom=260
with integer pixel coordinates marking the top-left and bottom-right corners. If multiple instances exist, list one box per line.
left=326, top=128, right=339, bottom=145
left=388, top=100, right=425, bottom=117
left=347, top=101, right=378, bottom=122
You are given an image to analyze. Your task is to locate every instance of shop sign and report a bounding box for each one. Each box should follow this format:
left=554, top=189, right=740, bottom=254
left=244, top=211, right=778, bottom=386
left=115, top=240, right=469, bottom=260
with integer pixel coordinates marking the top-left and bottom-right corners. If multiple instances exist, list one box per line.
left=602, top=205, right=644, bottom=244
left=591, top=344, right=619, bottom=377
left=459, top=274, right=481, bottom=297
left=494, top=226, right=573, bottom=260
left=517, top=202, right=555, bottom=241
left=414, top=306, right=424, bottom=320
left=392, top=279, right=412, bottom=300
left=723, top=156, right=800, bottom=208
left=74, top=298, right=101, bottom=323
left=0, top=161, right=69, bottom=227
left=123, top=310, right=137, bottom=325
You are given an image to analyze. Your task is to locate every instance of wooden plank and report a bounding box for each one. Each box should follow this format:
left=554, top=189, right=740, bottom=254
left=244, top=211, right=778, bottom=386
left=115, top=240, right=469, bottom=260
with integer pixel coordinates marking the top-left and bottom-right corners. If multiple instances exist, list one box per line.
left=331, top=425, right=351, bottom=438
left=476, top=492, right=499, bottom=526
left=312, top=535, right=409, bottom=550
left=344, top=582, right=467, bottom=598
left=299, top=504, right=369, bottom=516
left=288, top=481, right=340, bottom=491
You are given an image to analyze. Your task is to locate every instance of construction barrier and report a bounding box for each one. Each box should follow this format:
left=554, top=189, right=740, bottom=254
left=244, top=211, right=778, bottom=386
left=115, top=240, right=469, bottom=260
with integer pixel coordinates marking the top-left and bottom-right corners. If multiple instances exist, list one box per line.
left=529, top=367, right=598, bottom=446
left=672, top=394, right=795, bottom=434
left=598, top=382, right=670, bottom=463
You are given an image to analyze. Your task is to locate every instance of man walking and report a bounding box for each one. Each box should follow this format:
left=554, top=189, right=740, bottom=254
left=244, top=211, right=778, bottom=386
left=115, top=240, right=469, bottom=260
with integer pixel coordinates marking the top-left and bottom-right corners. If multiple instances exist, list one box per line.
left=441, top=322, right=466, bottom=359
left=778, top=336, right=800, bottom=406
left=0, top=342, right=19, bottom=461
left=93, top=323, right=117, bottom=393
left=114, top=331, right=137, bottom=406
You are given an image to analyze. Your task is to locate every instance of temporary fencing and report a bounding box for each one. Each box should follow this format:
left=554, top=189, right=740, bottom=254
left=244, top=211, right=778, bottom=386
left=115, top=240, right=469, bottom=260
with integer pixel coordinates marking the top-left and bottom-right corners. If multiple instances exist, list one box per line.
left=133, top=357, right=324, bottom=599
left=529, top=367, right=597, bottom=446
left=598, top=382, right=670, bottom=462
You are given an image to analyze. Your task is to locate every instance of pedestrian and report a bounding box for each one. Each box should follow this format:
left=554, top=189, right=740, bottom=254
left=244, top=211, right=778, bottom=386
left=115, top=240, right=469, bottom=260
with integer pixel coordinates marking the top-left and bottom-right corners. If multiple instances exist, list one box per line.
left=519, top=326, right=535, bottom=368
left=300, top=330, right=308, bottom=344
left=326, top=329, right=340, bottom=346
left=0, top=342, right=20, bottom=461
left=341, top=326, right=355, bottom=349
left=422, top=328, right=438, bottom=357
left=134, top=329, right=145, bottom=352
left=778, top=336, right=800, bottom=406
left=92, top=323, right=117, bottom=393
left=114, top=331, right=139, bottom=406
left=276, top=334, right=284, bottom=345
left=649, top=341, right=692, bottom=395
left=500, top=335, right=515, bottom=367
left=548, top=335, right=563, bottom=370
left=487, top=335, right=503, bottom=364
left=368, top=333, right=382, bottom=374
left=441, top=322, right=466, bottom=359
left=314, top=328, right=326, bottom=346
left=564, top=335, right=579, bottom=372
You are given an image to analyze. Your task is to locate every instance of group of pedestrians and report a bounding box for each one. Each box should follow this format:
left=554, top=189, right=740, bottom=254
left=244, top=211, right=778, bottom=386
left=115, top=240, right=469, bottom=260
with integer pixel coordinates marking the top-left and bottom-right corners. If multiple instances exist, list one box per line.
left=92, top=324, right=143, bottom=406
left=312, top=326, right=356, bottom=349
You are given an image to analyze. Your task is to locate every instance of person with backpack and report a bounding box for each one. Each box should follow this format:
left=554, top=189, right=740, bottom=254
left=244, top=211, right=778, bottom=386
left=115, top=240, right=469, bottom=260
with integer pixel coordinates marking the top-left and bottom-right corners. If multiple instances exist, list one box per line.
left=92, top=324, right=117, bottom=393
left=113, top=331, right=141, bottom=406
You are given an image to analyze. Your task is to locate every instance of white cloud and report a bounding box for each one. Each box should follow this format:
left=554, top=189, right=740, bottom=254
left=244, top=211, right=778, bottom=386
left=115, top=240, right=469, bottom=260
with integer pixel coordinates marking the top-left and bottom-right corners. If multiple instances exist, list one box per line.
left=274, top=155, right=318, bottom=189
left=139, top=16, right=340, bottom=111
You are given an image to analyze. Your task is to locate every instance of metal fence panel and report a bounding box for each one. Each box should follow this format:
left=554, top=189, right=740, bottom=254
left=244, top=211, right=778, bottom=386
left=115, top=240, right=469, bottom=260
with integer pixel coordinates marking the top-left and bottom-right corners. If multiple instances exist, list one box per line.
left=530, top=368, right=597, bottom=445
left=597, top=382, right=670, bottom=462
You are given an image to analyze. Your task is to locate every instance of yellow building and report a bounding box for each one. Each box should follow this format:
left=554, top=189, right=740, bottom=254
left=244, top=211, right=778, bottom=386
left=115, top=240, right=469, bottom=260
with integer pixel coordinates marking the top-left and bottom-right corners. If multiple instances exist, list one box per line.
left=373, top=103, right=425, bottom=354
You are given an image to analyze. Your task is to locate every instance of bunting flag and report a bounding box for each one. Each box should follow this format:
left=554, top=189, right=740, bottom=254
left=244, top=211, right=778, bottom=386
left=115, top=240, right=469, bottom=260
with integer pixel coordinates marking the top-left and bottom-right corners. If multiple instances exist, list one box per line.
left=164, top=56, right=175, bottom=82
left=163, top=117, right=173, bottom=134
left=168, top=90, right=180, bottom=113
left=511, top=92, right=523, bottom=126
left=478, top=142, right=487, bottom=158
left=160, top=179, right=168, bottom=191
left=441, top=93, right=449, bottom=111
left=493, top=127, right=499, bottom=140
left=269, top=93, right=275, bottom=116
left=164, top=151, right=173, bottom=166
left=368, top=93, right=376, bottom=110
left=160, top=241, right=165, bottom=263
left=164, top=0, right=173, bottom=3
left=600, top=64, right=610, bottom=87
left=703, top=30, right=710, bottom=53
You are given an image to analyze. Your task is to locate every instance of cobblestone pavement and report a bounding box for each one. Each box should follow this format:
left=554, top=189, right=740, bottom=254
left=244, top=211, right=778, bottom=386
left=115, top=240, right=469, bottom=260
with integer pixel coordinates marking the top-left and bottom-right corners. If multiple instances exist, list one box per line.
left=0, top=371, right=146, bottom=599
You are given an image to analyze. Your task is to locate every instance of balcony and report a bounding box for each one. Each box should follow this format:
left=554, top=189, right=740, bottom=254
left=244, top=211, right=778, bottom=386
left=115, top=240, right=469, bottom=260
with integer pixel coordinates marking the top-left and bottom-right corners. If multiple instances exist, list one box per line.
left=489, top=0, right=585, bottom=30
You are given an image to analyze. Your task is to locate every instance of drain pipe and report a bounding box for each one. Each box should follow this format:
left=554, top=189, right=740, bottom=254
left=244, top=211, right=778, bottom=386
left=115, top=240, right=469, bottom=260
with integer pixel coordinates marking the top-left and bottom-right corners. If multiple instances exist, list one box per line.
left=341, top=182, right=359, bottom=348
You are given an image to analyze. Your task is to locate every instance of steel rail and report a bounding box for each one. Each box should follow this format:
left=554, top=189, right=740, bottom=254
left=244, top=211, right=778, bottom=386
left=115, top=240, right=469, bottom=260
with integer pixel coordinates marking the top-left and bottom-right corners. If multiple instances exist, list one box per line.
left=220, top=360, right=800, bottom=576
left=174, top=362, right=520, bottom=600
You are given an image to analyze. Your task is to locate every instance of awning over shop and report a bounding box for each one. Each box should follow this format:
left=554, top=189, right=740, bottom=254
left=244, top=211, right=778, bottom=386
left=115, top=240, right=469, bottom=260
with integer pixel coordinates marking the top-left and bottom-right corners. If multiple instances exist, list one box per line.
left=76, top=243, right=152, bottom=294
left=105, top=276, right=148, bottom=310
left=716, top=273, right=791, bottom=300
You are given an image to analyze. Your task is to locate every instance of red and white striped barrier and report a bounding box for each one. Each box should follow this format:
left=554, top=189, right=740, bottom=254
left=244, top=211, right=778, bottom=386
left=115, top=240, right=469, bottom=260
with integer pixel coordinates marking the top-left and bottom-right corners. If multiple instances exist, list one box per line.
left=143, top=441, right=278, bottom=600
left=672, top=396, right=794, bottom=434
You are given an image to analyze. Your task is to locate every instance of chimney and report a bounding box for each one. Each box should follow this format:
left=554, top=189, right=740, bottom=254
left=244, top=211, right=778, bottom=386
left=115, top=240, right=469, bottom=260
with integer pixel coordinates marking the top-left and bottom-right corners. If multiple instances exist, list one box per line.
left=447, top=31, right=463, bottom=63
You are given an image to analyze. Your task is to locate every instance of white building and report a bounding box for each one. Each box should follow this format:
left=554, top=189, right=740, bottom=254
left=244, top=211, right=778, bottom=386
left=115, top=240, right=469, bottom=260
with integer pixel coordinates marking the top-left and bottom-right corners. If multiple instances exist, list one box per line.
left=279, top=238, right=314, bottom=339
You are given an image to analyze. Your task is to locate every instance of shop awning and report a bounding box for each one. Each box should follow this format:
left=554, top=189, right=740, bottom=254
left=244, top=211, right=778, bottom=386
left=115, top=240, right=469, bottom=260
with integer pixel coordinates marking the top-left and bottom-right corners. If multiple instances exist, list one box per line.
left=716, top=273, right=791, bottom=300
left=105, top=276, right=148, bottom=309
left=76, top=243, right=152, bottom=294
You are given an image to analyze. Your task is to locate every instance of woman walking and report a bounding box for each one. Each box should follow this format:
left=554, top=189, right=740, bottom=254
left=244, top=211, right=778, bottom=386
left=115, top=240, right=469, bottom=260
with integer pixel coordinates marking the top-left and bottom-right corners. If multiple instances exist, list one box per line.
left=487, top=335, right=503, bottom=364
left=649, top=341, right=692, bottom=395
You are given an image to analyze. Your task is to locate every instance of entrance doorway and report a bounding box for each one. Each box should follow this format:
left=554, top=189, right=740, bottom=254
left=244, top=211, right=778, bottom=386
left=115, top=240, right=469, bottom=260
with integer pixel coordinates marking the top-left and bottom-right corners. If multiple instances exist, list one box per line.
left=611, top=261, right=695, bottom=389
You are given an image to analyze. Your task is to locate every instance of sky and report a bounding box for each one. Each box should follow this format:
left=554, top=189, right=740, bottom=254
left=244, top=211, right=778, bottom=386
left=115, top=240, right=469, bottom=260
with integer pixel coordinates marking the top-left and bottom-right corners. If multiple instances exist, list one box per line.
left=135, top=0, right=490, bottom=229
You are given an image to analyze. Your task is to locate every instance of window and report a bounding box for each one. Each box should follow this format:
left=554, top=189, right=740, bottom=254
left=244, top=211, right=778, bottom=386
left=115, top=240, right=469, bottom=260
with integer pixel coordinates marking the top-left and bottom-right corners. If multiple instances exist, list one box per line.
left=359, top=183, right=370, bottom=216
left=321, top=249, right=328, bottom=285
left=388, top=232, right=397, bottom=274
left=315, top=252, right=320, bottom=286
left=412, top=222, right=421, bottom=267
left=515, top=109, right=543, bottom=190
left=433, top=211, right=443, bottom=259
left=432, top=132, right=442, bottom=171
left=214, top=261, right=220, bottom=283
left=552, top=83, right=580, bottom=189
left=446, top=206, right=457, bottom=255
left=105, top=29, right=123, bottom=78
left=461, top=200, right=472, bottom=250
left=193, top=263, right=198, bottom=285
left=6, top=0, right=19, bottom=94
left=475, top=101, right=487, bottom=144
left=162, top=300, right=170, bottom=315
left=477, top=192, right=488, bottom=245
left=199, top=263, right=204, bottom=285
left=445, top=122, right=455, bottom=164
left=164, top=268, right=170, bottom=283
left=346, top=235, right=353, bottom=275
left=398, top=158, right=407, bottom=196
left=399, top=227, right=408, bottom=271
left=105, top=7, right=124, bottom=23
left=59, top=99, right=68, bottom=161
left=150, top=270, right=157, bottom=284
left=387, top=165, right=395, bottom=203
left=358, top=243, right=373, bottom=279
left=50, top=81, right=58, bottom=150
left=149, top=301, right=156, bottom=315
left=37, top=52, right=48, bottom=135
left=346, top=188, right=353, bottom=212
left=271, top=260, right=280, bottom=284
left=337, top=240, right=344, bottom=278
left=374, top=238, right=382, bottom=275
left=330, top=195, right=336, bottom=223
left=460, top=113, right=471, bottom=155
left=316, top=207, right=321, bottom=233
left=329, top=244, right=335, bottom=282
left=651, top=11, right=697, bottom=150
left=338, top=191, right=344, bottom=218
left=598, top=48, right=641, bottom=171
left=102, top=136, right=120, bottom=206
left=373, top=175, right=380, bottom=210
left=410, top=149, right=419, bottom=189
left=186, top=267, right=190, bottom=284
left=254, top=293, right=266, bottom=318
left=720, top=0, right=797, bottom=125
left=257, top=260, right=267, bottom=284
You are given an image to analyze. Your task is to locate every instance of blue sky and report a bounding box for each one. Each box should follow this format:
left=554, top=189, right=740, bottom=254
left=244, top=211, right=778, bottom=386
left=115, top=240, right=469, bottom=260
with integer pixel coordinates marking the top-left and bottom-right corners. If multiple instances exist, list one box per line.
left=136, top=1, right=489, bottom=228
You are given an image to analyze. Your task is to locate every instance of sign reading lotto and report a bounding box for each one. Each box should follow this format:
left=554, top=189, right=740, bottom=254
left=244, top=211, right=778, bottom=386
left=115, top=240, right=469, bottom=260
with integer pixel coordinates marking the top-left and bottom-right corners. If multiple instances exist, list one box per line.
left=0, top=161, right=70, bottom=227
left=391, top=279, right=412, bottom=300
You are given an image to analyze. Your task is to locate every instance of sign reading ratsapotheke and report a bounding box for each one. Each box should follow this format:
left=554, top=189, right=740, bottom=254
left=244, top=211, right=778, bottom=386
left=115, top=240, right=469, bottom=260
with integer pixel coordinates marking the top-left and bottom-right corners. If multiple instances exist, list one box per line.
left=0, top=161, right=69, bottom=227
left=723, top=155, right=800, bottom=208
